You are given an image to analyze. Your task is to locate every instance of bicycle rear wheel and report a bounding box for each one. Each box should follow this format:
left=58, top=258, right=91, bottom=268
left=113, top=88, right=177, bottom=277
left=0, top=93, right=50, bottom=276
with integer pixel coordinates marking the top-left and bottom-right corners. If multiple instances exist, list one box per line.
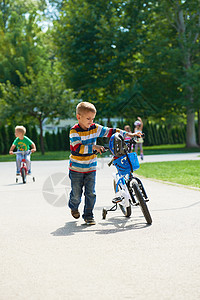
left=132, top=183, right=152, bottom=224
left=21, top=168, right=26, bottom=184
left=114, top=180, right=131, bottom=217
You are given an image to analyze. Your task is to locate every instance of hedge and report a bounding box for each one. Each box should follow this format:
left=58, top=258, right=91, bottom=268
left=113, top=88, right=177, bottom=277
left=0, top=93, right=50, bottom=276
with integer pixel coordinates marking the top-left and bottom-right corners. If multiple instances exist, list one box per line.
left=0, top=121, right=188, bottom=155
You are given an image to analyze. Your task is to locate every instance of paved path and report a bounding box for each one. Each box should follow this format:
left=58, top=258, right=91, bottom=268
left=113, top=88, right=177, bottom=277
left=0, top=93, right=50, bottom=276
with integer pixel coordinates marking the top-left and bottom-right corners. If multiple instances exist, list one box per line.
left=0, top=154, right=200, bottom=300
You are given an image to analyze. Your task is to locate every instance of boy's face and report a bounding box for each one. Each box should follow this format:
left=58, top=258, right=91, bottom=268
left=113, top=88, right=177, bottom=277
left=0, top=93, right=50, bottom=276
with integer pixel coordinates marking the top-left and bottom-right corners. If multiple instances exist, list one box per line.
left=77, top=111, right=96, bottom=130
left=15, top=129, right=24, bottom=138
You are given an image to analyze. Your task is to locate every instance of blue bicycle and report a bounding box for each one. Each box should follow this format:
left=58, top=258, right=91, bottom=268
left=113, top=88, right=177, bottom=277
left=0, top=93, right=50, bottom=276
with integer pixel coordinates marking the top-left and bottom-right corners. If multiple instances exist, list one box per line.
left=102, top=133, right=152, bottom=225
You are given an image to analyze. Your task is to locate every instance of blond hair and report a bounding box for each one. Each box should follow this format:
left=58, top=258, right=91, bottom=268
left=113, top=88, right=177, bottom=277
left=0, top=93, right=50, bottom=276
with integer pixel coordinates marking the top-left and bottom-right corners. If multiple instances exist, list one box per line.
left=15, top=125, right=26, bottom=135
left=76, top=102, right=96, bottom=115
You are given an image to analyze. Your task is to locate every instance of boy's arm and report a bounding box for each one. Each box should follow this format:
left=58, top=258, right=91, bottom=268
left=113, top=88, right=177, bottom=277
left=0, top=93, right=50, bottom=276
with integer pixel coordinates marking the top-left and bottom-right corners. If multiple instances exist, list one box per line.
left=96, top=124, right=142, bottom=139
left=9, top=144, right=16, bottom=154
left=126, top=131, right=142, bottom=138
left=31, top=142, right=36, bottom=153
left=96, top=124, right=126, bottom=139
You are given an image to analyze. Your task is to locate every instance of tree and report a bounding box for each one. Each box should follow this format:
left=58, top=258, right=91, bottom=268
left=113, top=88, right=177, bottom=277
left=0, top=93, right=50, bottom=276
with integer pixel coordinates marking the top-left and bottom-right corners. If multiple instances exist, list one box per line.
left=0, top=65, right=78, bottom=154
left=54, top=0, right=152, bottom=118
left=142, top=0, right=200, bottom=147
left=0, top=0, right=48, bottom=86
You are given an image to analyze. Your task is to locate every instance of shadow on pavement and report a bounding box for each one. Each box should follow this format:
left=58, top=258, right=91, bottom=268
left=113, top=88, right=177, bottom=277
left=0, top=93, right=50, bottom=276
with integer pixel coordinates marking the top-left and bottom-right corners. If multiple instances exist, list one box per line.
left=51, top=217, right=151, bottom=237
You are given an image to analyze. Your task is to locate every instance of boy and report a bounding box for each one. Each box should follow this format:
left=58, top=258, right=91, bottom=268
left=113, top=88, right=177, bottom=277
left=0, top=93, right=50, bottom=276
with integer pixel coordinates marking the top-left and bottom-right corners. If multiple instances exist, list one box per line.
left=69, top=102, right=142, bottom=225
left=9, top=125, right=36, bottom=175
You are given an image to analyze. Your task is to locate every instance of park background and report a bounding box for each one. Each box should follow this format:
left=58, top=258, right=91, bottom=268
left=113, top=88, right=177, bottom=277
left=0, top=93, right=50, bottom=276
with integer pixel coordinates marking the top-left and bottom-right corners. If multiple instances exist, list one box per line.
left=0, top=0, right=200, bottom=156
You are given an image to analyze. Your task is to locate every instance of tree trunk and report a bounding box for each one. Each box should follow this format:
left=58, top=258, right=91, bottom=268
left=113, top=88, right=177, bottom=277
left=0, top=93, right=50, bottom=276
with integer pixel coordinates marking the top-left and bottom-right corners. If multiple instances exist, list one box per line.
left=39, top=118, right=45, bottom=155
left=198, top=110, right=200, bottom=145
left=186, top=109, right=198, bottom=148
left=175, top=8, right=198, bottom=148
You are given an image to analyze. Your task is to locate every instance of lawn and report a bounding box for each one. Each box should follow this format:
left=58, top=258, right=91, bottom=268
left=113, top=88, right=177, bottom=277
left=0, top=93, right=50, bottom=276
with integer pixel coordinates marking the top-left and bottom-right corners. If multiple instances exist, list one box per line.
left=1, top=144, right=199, bottom=162
left=143, top=144, right=200, bottom=155
left=1, top=145, right=200, bottom=189
left=0, top=151, right=71, bottom=162
left=135, top=160, right=200, bottom=188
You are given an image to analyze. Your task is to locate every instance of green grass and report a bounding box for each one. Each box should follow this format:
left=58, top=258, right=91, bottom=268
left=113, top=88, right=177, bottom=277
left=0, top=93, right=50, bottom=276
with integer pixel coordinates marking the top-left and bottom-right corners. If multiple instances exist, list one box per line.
left=136, top=160, right=200, bottom=188
left=1, top=144, right=199, bottom=162
left=0, top=151, right=71, bottom=162
left=143, top=144, right=200, bottom=155
left=1, top=146, right=199, bottom=188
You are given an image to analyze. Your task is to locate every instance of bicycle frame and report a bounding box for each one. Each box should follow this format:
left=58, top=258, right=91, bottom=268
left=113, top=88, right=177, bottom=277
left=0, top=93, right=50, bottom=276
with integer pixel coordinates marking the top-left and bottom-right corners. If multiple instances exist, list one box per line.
left=102, top=134, right=152, bottom=224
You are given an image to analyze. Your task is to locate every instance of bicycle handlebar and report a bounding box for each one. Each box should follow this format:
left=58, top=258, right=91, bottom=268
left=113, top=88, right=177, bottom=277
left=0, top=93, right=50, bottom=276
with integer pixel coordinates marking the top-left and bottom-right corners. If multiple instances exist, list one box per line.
left=12, top=150, right=32, bottom=155
left=93, top=133, right=145, bottom=167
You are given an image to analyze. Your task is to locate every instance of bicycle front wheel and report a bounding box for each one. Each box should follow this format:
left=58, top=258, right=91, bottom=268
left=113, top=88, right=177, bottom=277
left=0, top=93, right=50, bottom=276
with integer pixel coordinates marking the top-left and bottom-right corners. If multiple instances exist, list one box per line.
left=132, top=183, right=152, bottom=224
left=21, top=168, right=26, bottom=184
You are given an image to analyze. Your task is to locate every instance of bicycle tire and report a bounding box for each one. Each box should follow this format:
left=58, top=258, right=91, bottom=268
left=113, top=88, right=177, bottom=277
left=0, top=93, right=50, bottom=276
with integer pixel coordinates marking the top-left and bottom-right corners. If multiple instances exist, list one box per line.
left=21, top=168, right=26, bottom=184
left=132, top=183, right=152, bottom=224
left=114, top=180, right=132, bottom=218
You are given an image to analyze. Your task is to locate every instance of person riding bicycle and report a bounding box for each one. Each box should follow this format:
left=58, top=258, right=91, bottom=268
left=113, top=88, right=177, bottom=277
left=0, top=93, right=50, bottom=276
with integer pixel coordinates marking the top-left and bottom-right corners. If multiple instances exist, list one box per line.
left=68, top=102, right=142, bottom=225
left=9, top=125, right=36, bottom=175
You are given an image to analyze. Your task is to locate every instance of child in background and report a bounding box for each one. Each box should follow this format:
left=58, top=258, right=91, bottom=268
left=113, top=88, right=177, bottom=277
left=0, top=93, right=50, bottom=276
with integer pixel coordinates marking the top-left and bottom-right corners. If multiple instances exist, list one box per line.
left=9, top=125, right=36, bottom=175
left=134, top=117, right=144, bottom=160
left=69, top=102, right=142, bottom=225
left=124, top=125, right=133, bottom=152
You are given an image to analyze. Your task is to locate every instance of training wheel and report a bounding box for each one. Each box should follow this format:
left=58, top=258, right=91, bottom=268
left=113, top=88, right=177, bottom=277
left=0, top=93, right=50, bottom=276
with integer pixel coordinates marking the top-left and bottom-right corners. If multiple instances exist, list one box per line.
left=102, top=208, right=107, bottom=220
left=16, top=178, right=18, bottom=183
left=33, top=177, right=35, bottom=182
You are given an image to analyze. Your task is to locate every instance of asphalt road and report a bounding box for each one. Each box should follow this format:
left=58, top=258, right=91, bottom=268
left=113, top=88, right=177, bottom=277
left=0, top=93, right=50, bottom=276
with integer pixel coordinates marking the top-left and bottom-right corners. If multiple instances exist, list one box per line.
left=0, top=154, right=200, bottom=300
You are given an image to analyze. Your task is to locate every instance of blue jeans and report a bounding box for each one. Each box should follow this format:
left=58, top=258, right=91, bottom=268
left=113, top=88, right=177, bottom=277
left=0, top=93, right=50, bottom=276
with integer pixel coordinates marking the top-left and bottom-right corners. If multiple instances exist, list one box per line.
left=68, top=170, right=96, bottom=220
left=16, top=153, right=31, bottom=174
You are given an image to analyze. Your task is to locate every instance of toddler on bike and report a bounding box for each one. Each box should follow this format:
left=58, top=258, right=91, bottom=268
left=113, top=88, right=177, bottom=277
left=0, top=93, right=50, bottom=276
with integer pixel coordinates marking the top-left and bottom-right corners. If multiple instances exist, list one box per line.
left=68, top=102, right=142, bottom=225
left=9, top=125, right=36, bottom=175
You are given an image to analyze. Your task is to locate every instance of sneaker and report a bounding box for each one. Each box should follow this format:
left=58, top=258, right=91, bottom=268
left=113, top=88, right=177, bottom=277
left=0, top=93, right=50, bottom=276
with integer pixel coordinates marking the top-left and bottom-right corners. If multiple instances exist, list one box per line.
left=71, top=209, right=80, bottom=219
left=140, top=154, right=144, bottom=160
left=84, top=218, right=96, bottom=225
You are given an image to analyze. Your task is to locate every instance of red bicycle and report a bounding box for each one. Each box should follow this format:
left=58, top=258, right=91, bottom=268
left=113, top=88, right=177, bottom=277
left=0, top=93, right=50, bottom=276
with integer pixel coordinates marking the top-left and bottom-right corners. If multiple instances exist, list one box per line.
left=13, top=150, right=35, bottom=184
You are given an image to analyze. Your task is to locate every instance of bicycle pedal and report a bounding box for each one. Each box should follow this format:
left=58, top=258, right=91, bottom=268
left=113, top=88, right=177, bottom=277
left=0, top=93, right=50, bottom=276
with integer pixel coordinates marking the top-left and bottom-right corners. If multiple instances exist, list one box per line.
left=145, top=199, right=149, bottom=202
left=112, top=197, right=123, bottom=204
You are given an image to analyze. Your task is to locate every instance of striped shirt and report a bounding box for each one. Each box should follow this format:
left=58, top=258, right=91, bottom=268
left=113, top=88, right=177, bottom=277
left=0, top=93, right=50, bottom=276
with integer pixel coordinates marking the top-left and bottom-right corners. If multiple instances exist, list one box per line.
left=69, top=123, right=126, bottom=173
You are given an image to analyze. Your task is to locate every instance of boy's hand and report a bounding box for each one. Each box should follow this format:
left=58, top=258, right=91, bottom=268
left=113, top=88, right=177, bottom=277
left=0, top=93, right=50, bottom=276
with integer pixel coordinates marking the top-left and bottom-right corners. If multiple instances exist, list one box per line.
left=31, top=149, right=36, bottom=153
left=93, top=145, right=105, bottom=154
left=9, top=151, right=14, bottom=155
